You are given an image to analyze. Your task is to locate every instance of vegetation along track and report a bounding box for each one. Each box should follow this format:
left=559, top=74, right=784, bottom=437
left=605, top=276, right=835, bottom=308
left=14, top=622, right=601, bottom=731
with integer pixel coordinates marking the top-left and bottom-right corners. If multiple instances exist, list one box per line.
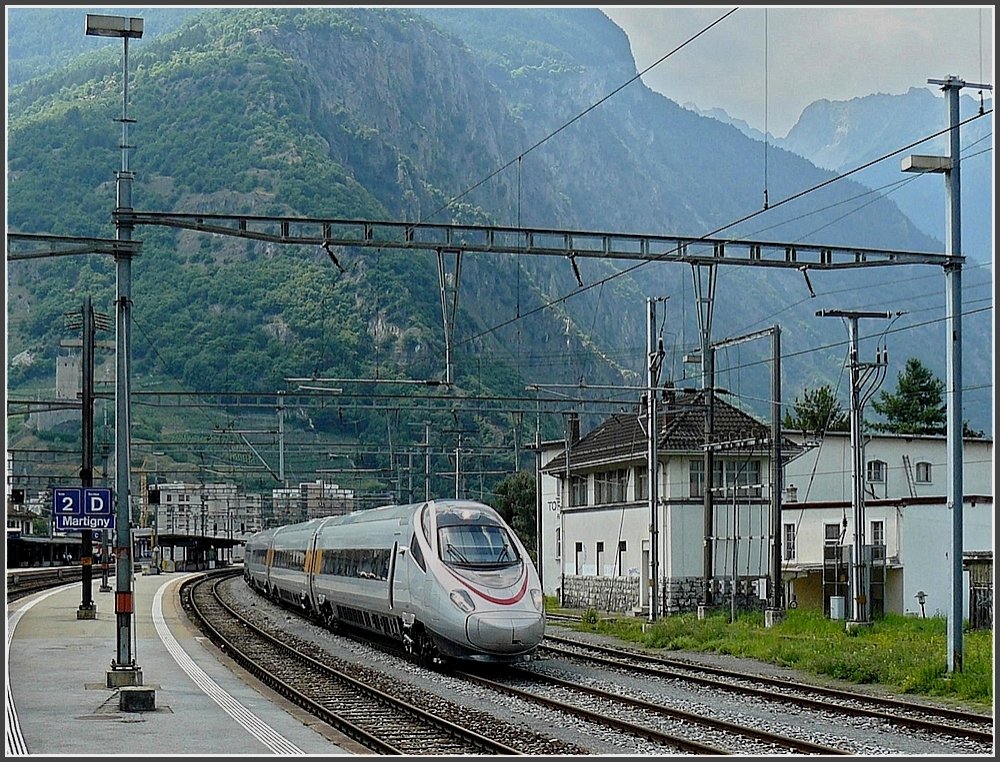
left=541, top=632, right=994, bottom=748
left=183, top=571, right=585, bottom=755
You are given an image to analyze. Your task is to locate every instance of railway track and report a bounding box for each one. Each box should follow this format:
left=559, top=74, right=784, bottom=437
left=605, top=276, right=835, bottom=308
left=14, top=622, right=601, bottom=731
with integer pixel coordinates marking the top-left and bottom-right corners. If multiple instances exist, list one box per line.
left=195, top=574, right=993, bottom=755
left=455, top=665, right=847, bottom=755
left=6, top=566, right=84, bottom=602
left=184, top=570, right=585, bottom=755
left=540, top=631, right=994, bottom=751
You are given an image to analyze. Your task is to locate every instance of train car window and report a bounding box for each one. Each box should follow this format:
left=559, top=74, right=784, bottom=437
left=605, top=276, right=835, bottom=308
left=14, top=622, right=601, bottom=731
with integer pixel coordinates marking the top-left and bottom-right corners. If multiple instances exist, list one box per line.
left=410, top=533, right=426, bottom=572
left=438, top=524, right=520, bottom=568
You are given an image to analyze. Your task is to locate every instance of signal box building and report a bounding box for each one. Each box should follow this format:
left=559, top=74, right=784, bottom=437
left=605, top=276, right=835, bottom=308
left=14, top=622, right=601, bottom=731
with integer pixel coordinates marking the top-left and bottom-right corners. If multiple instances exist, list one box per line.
left=537, top=390, right=993, bottom=624
left=538, top=388, right=800, bottom=616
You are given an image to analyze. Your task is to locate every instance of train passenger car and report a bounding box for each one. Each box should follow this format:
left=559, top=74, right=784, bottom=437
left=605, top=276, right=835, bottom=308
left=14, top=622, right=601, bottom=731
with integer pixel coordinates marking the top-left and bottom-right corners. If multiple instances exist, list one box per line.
left=244, top=499, right=544, bottom=665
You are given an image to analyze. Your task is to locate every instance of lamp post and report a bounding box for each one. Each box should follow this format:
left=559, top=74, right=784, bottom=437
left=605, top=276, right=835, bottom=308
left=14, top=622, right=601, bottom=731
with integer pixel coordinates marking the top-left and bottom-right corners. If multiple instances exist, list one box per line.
left=85, top=12, right=143, bottom=688
left=646, top=297, right=666, bottom=622
left=901, top=75, right=991, bottom=673
left=149, top=451, right=164, bottom=573
left=99, top=441, right=112, bottom=592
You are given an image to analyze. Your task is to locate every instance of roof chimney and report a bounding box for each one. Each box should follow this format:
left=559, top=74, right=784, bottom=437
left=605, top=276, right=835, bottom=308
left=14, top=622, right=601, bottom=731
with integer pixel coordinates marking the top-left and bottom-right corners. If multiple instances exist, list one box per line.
left=568, top=412, right=581, bottom=445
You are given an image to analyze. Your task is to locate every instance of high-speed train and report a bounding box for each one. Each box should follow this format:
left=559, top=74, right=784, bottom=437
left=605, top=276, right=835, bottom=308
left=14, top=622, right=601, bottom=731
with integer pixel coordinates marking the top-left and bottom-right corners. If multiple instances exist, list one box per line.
left=244, top=498, right=545, bottom=665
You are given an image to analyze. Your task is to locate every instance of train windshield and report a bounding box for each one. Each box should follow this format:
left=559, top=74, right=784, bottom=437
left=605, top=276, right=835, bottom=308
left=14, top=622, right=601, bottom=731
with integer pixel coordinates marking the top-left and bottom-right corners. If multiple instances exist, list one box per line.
left=438, top=524, right=521, bottom=568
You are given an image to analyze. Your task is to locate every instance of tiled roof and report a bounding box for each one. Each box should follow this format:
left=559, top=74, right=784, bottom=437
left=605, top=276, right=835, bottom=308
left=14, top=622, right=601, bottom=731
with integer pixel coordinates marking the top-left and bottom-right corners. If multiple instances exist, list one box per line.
left=541, top=388, right=779, bottom=472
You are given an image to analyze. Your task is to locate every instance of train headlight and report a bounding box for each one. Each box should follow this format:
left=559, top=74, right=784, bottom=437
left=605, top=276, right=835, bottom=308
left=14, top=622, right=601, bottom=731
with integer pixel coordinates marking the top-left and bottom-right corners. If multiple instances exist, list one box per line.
left=449, top=589, right=476, bottom=613
left=530, top=588, right=543, bottom=612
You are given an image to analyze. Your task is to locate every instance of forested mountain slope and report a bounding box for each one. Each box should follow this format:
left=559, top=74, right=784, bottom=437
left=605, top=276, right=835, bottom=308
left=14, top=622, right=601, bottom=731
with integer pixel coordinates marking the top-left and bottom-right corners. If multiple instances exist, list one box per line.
left=7, top=7, right=991, bottom=479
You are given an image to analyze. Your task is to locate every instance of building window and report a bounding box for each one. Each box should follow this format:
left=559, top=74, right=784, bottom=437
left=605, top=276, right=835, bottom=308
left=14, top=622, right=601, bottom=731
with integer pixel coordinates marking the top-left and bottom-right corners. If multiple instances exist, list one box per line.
left=783, top=523, right=797, bottom=561
left=825, top=522, right=843, bottom=545
left=596, top=541, right=604, bottom=576
left=635, top=465, right=648, bottom=501
left=714, top=459, right=763, bottom=498
left=574, top=541, right=584, bottom=575
left=866, top=460, right=886, bottom=483
left=915, top=461, right=932, bottom=483
left=616, top=540, right=627, bottom=576
left=595, top=469, right=628, bottom=504
left=555, top=527, right=561, bottom=559
left=689, top=459, right=704, bottom=498
left=870, top=520, right=885, bottom=559
left=569, top=475, right=588, bottom=507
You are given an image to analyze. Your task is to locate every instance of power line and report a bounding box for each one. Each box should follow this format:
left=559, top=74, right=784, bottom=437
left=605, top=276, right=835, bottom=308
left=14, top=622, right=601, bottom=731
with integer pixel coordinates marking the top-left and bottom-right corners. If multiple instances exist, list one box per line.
left=458, top=108, right=993, bottom=348
left=415, top=7, right=741, bottom=227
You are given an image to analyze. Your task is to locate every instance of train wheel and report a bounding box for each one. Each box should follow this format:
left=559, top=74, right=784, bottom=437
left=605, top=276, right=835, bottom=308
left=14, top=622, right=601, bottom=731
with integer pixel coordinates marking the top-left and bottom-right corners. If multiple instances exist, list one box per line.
left=405, top=627, right=440, bottom=669
left=323, top=607, right=340, bottom=632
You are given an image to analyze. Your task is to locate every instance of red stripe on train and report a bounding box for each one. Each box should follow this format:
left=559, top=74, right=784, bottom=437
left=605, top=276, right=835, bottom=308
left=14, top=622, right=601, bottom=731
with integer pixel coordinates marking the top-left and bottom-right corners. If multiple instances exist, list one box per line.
left=446, top=567, right=528, bottom=605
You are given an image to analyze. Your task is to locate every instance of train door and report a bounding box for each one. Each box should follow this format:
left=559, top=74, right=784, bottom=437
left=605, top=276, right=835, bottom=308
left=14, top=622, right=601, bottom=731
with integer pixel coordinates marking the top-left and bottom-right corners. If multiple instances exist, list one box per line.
left=391, top=520, right=411, bottom=612
left=306, top=521, right=320, bottom=611
left=306, top=518, right=331, bottom=611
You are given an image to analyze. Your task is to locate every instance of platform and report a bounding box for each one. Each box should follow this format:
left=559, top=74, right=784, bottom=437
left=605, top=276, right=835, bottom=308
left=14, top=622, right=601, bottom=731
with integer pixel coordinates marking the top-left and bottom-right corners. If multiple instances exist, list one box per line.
left=5, top=570, right=364, bottom=755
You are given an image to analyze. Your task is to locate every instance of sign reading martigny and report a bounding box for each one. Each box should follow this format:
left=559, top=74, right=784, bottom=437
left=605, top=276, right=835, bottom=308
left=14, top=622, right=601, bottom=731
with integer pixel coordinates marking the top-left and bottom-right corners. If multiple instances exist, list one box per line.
left=53, top=487, right=115, bottom=532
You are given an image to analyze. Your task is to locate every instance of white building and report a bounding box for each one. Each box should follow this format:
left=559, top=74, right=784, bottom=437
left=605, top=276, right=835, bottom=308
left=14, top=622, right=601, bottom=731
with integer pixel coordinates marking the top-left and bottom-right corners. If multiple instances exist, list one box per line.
left=539, top=389, right=792, bottom=615
left=781, top=431, right=993, bottom=623
left=269, top=480, right=357, bottom=525
left=148, top=481, right=264, bottom=540
left=537, top=394, right=993, bottom=623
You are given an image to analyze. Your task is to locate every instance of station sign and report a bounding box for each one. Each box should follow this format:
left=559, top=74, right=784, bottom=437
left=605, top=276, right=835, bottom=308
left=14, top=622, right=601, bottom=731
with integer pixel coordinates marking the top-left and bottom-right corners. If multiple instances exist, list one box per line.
left=52, top=487, right=116, bottom=532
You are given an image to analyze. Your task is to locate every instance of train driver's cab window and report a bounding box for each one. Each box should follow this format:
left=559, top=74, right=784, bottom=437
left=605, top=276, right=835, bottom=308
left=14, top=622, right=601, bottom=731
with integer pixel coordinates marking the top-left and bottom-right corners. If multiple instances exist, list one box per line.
left=439, top=523, right=521, bottom=568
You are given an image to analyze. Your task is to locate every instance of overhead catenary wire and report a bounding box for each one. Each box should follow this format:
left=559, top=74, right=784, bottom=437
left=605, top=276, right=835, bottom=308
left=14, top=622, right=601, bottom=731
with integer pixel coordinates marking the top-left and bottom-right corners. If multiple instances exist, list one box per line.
left=90, top=12, right=992, bottom=485
left=412, top=7, right=741, bottom=228
left=458, top=108, right=994, bottom=349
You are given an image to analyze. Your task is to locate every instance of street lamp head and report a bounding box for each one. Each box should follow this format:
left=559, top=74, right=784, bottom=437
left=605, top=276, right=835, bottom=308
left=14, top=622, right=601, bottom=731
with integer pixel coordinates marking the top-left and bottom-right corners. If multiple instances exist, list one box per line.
left=85, top=14, right=143, bottom=39
left=901, top=154, right=950, bottom=174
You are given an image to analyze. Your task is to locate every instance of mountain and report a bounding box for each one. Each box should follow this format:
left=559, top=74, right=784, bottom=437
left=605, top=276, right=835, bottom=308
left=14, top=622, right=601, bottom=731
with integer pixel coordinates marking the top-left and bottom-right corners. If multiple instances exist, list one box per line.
left=416, top=8, right=992, bottom=434
left=5, top=8, right=993, bottom=496
left=681, top=102, right=769, bottom=143
left=679, top=88, right=993, bottom=268
left=5, top=6, right=203, bottom=86
left=780, top=87, right=993, bottom=266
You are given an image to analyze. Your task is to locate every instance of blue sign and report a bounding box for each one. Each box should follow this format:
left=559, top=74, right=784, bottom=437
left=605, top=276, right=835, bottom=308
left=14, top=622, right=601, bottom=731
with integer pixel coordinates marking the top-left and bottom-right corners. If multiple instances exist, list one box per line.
left=52, top=487, right=115, bottom=532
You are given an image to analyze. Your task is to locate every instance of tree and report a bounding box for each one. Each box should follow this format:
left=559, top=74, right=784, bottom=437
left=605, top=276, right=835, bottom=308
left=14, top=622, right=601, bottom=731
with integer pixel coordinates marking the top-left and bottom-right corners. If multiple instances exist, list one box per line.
left=871, top=357, right=946, bottom=435
left=783, top=384, right=848, bottom=433
left=491, top=470, right=537, bottom=563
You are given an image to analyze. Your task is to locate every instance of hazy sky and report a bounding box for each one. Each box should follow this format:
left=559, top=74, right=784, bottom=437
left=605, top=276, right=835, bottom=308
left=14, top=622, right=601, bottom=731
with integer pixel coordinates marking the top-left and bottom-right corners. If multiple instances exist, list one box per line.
left=600, top=5, right=995, bottom=137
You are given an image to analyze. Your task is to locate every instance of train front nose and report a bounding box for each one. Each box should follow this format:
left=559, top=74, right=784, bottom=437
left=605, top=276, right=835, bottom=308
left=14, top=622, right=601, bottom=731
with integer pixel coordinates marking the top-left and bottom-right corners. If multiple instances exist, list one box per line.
left=466, top=612, right=545, bottom=654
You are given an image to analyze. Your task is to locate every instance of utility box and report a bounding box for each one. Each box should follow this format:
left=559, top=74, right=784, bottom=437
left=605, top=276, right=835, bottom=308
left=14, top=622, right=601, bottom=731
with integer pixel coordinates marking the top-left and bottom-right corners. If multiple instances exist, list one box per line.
left=119, top=686, right=156, bottom=712
left=830, top=595, right=846, bottom=620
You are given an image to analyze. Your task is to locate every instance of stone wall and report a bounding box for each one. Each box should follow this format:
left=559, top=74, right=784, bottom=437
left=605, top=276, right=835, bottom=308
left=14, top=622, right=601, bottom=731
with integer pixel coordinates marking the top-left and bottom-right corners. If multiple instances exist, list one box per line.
left=561, top=575, right=640, bottom=613
left=663, top=576, right=706, bottom=615
left=560, top=574, right=764, bottom=616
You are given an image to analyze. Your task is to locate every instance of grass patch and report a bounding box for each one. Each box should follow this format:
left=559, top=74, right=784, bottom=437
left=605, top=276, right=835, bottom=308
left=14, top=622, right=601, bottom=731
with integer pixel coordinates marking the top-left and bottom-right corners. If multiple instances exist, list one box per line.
left=553, top=607, right=993, bottom=709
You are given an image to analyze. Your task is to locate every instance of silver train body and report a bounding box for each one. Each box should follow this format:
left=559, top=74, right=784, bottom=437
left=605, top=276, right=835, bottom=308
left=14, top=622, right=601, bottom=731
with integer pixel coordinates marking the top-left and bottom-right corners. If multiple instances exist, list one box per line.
left=243, top=499, right=545, bottom=664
